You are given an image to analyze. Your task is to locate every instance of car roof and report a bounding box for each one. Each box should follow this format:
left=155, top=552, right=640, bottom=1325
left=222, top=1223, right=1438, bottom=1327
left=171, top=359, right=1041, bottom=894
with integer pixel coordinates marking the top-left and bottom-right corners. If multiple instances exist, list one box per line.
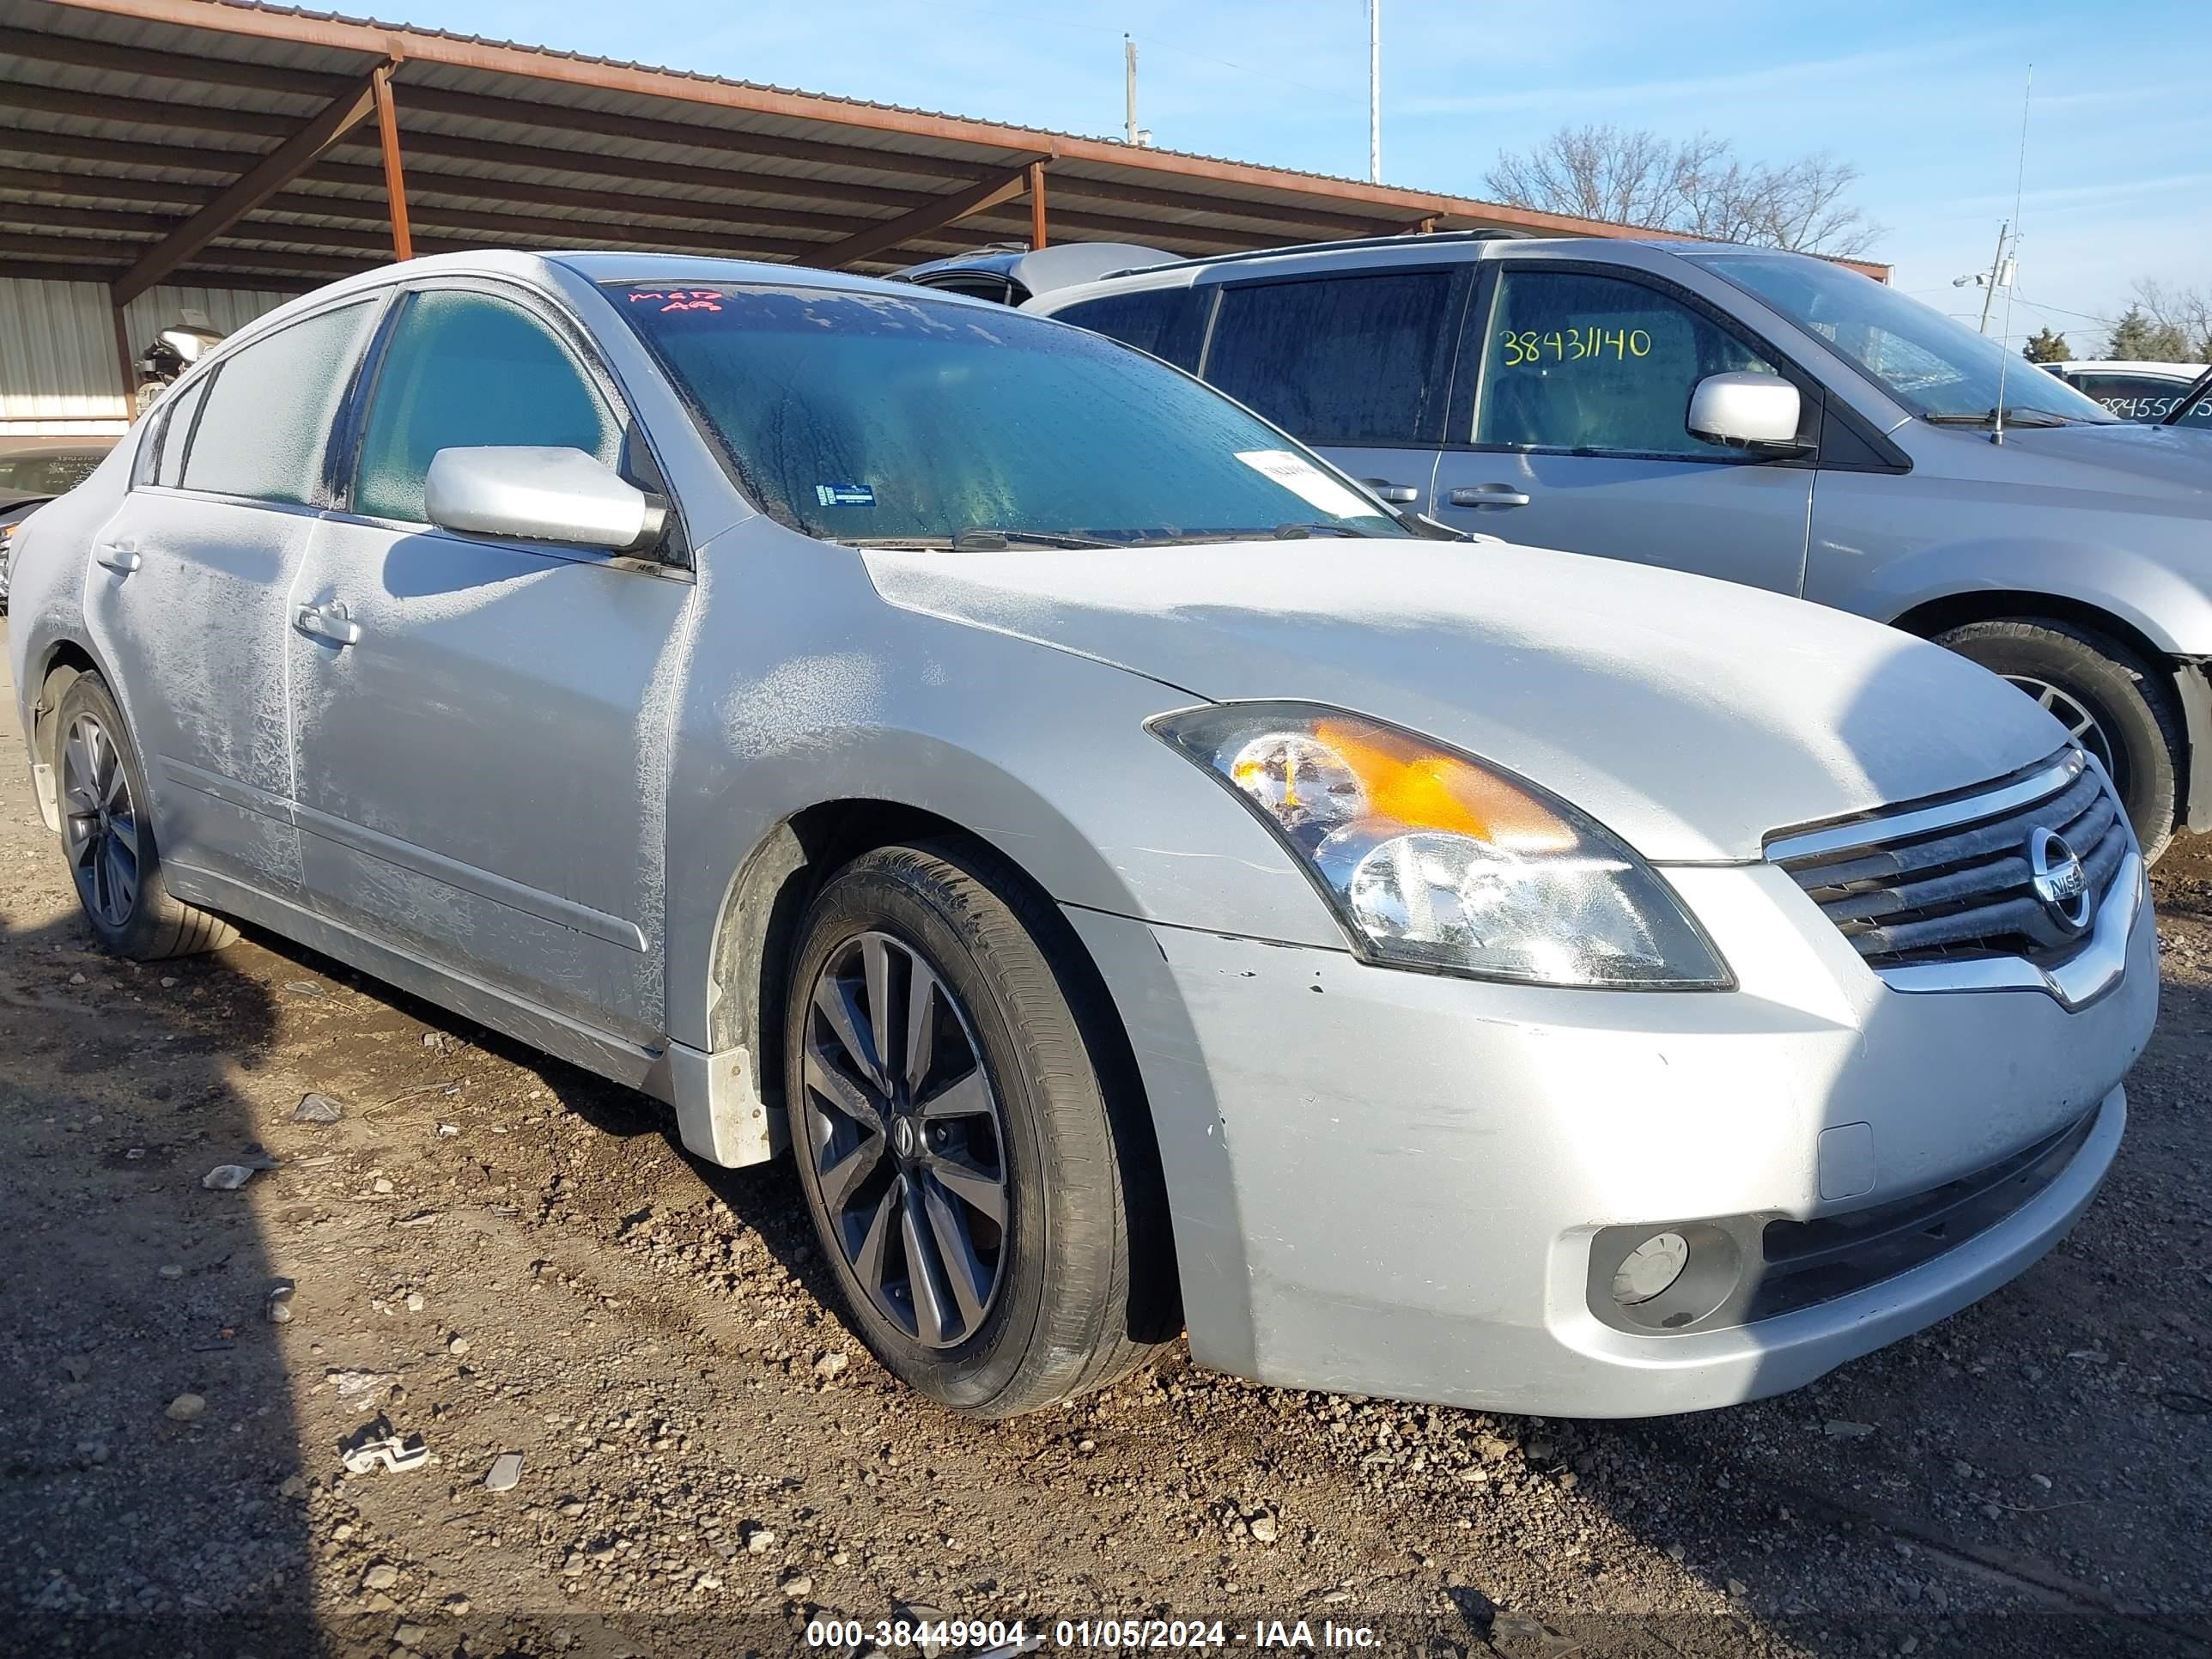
left=894, top=241, right=1181, bottom=295
left=2060, top=360, right=2209, bottom=374
left=189, top=249, right=1012, bottom=363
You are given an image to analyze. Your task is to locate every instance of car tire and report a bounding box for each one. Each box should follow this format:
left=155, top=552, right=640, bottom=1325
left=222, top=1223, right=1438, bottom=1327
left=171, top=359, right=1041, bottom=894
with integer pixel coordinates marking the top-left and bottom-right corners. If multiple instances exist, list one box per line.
left=53, top=672, right=238, bottom=959
left=783, top=840, right=1173, bottom=1417
left=1935, top=617, right=2181, bottom=862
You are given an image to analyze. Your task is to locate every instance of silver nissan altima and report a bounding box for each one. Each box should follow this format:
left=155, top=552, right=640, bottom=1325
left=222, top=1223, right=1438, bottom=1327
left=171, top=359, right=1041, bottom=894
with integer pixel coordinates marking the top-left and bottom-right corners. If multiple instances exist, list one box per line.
left=8, top=252, right=2155, bottom=1419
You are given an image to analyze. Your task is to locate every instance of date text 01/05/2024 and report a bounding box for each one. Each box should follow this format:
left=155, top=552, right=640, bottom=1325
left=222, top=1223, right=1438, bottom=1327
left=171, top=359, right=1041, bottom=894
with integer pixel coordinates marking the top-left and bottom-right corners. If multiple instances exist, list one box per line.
left=804, top=1619, right=1385, bottom=1650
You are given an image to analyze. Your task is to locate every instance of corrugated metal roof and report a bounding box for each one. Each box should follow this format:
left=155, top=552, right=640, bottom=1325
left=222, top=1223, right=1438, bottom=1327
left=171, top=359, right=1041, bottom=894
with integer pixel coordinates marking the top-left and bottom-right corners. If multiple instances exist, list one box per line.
left=0, top=0, right=1890, bottom=301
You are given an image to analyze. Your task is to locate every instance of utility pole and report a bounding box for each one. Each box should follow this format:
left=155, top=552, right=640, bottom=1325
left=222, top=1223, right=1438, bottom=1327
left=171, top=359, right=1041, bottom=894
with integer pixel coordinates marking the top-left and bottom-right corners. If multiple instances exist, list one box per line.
left=1977, top=220, right=2009, bottom=335
left=1124, top=34, right=1139, bottom=147
left=1367, top=0, right=1382, bottom=183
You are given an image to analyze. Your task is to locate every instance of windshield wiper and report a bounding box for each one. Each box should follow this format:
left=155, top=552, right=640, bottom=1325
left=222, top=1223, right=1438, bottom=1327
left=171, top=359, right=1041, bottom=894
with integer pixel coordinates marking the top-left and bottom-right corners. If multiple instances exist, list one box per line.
left=1922, top=407, right=2073, bottom=428
left=950, top=526, right=1117, bottom=550
left=1270, top=521, right=1373, bottom=538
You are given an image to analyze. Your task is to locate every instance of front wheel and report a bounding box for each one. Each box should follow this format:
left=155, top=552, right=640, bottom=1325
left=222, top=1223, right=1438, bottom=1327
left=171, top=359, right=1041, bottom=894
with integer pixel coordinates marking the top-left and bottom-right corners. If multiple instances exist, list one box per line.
left=784, top=842, right=1173, bottom=1417
left=54, top=672, right=236, bottom=959
left=1936, top=617, right=2183, bottom=863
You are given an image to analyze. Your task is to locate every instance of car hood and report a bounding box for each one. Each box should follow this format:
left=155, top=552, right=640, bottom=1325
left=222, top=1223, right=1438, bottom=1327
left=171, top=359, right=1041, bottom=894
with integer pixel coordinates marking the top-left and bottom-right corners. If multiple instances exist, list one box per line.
left=866, top=538, right=2069, bottom=862
left=1985, top=420, right=2212, bottom=501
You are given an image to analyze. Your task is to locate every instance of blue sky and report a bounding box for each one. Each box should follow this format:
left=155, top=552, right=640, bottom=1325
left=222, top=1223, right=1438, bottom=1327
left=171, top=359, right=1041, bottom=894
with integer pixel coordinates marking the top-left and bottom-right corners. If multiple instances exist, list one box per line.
left=413, top=0, right=2207, bottom=356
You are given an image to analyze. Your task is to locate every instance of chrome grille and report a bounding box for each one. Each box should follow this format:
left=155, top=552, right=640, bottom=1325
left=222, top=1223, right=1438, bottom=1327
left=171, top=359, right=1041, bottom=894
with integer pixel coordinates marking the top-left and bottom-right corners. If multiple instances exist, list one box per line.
left=1768, top=750, right=2128, bottom=970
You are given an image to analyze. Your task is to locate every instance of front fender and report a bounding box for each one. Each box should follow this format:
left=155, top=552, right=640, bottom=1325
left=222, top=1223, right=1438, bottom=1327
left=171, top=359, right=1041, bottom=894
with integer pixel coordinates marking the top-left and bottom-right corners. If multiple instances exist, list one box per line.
left=660, top=611, right=1346, bottom=1058
left=1826, top=532, right=2212, bottom=658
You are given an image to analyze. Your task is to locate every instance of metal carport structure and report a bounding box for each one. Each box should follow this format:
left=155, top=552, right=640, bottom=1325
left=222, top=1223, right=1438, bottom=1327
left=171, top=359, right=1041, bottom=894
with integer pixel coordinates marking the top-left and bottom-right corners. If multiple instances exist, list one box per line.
left=0, top=0, right=1887, bottom=428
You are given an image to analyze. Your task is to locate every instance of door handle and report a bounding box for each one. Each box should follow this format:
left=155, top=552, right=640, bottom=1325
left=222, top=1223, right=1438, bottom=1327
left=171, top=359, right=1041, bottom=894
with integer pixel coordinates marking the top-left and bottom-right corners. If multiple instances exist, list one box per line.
left=1360, top=478, right=1421, bottom=505
left=1447, top=484, right=1532, bottom=508
left=94, top=540, right=141, bottom=574
left=295, top=601, right=362, bottom=646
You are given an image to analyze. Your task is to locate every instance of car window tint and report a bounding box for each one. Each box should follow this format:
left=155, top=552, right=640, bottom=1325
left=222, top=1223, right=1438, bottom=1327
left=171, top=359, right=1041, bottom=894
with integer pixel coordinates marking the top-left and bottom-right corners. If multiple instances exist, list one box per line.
left=1202, top=270, right=1455, bottom=444
left=2069, top=374, right=2193, bottom=423
left=1050, top=289, right=1207, bottom=372
left=180, top=302, right=378, bottom=503
left=353, top=289, right=619, bottom=524
left=152, top=375, right=211, bottom=488
left=1474, top=270, right=1780, bottom=458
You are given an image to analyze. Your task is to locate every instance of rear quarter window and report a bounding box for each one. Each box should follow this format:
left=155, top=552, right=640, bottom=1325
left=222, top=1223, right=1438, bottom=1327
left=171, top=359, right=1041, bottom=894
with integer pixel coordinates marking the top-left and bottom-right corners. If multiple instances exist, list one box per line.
left=1048, top=288, right=1208, bottom=372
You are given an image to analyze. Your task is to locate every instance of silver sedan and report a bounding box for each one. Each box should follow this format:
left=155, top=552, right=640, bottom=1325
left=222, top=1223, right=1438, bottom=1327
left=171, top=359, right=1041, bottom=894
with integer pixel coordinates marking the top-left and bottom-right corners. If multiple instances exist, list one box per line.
left=8, top=252, right=2154, bottom=1418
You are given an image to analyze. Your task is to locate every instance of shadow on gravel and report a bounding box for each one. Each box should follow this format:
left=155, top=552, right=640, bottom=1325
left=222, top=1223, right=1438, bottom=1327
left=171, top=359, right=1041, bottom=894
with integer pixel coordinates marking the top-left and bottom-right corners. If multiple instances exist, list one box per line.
left=0, top=907, right=314, bottom=1656
left=212, top=916, right=850, bottom=1321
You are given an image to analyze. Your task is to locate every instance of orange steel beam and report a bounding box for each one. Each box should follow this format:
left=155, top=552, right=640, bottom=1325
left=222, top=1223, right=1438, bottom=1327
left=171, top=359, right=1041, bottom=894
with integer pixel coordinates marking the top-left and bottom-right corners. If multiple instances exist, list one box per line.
left=108, top=68, right=383, bottom=304
left=1026, top=161, right=1048, bottom=250
left=370, top=60, right=411, bottom=261
left=807, top=167, right=1037, bottom=270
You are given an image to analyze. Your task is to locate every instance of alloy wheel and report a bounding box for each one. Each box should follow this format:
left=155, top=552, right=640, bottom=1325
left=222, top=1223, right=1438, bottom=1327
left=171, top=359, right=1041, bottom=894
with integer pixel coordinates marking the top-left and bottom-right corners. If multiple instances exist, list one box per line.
left=61, top=712, right=140, bottom=930
left=802, top=930, right=1008, bottom=1349
left=2002, top=674, right=2120, bottom=791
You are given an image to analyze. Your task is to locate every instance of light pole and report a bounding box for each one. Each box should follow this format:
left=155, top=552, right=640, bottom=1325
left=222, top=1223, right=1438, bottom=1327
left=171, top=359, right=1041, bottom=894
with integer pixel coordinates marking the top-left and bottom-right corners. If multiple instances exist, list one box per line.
left=1367, top=0, right=1382, bottom=184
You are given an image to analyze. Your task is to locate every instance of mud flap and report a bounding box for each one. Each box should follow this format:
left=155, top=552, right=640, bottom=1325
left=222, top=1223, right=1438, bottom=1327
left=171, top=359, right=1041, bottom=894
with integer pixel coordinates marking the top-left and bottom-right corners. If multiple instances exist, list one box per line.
left=2175, top=662, right=2212, bottom=835
left=666, top=1040, right=787, bottom=1168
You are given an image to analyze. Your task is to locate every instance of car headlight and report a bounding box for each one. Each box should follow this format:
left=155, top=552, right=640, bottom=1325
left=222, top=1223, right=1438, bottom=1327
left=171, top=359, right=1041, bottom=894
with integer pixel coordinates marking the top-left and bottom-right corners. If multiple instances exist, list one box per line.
left=1149, top=702, right=1731, bottom=989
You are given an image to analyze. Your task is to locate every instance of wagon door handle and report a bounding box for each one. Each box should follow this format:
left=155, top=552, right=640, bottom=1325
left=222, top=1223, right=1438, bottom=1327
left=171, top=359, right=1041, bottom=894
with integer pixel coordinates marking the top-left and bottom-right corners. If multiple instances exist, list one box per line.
left=94, top=539, right=141, bottom=574
left=1447, top=483, right=1532, bottom=508
left=1360, top=478, right=1421, bottom=504
left=295, top=601, right=362, bottom=646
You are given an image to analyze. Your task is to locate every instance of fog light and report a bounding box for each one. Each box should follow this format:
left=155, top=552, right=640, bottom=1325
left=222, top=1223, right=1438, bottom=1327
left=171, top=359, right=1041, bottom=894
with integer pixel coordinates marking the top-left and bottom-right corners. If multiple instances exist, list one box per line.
left=1611, top=1231, right=1689, bottom=1306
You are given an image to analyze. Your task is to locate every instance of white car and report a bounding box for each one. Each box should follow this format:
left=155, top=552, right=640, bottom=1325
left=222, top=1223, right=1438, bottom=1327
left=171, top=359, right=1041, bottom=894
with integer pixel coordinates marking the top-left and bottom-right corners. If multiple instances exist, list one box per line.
left=8, top=252, right=2160, bottom=1418
left=2040, top=359, right=2210, bottom=425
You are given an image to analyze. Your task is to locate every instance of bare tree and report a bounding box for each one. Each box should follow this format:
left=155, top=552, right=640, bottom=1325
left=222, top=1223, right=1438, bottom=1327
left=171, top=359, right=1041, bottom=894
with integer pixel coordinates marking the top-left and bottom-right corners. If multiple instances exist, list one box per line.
left=2125, top=276, right=2212, bottom=359
left=1484, top=125, right=1882, bottom=258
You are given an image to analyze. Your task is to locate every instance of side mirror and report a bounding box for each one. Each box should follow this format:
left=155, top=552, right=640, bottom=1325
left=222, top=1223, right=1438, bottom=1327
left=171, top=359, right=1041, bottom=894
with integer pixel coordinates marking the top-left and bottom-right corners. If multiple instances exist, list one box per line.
left=424, top=446, right=666, bottom=554
left=1687, top=372, right=1804, bottom=451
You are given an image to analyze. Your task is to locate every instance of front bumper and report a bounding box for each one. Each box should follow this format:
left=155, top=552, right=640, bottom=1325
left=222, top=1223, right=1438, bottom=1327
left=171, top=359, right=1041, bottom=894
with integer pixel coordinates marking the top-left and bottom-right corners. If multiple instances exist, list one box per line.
left=1066, top=858, right=2155, bottom=1418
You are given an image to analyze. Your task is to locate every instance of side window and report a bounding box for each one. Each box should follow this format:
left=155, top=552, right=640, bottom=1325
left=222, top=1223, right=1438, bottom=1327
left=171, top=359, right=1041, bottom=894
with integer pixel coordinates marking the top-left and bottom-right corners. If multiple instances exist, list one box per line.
left=180, top=301, right=379, bottom=503
left=2069, top=374, right=2186, bottom=422
left=1475, top=269, right=1781, bottom=459
left=1202, top=270, right=1457, bottom=445
left=1051, top=289, right=1207, bottom=372
left=353, top=289, right=620, bottom=525
left=150, top=374, right=211, bottom=488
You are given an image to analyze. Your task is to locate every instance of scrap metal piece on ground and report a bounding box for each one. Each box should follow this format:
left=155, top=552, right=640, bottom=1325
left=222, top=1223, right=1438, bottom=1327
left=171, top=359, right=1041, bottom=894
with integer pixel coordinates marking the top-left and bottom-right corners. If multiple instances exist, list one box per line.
left=484, top=1452, right=524, bottom=1492
left=341, top=1426, right=428, bottom=1475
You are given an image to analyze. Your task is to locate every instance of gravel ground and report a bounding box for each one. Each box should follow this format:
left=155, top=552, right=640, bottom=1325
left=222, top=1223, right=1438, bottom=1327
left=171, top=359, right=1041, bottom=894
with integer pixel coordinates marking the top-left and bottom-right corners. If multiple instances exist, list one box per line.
left=2, top=622, right=2207, bottom=1659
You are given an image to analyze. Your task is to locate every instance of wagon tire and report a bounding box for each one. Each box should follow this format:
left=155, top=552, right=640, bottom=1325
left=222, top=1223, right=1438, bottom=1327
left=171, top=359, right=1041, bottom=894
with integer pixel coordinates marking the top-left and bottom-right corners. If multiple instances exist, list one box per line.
left=54, top=672, right=237, bottom=959
left=784, top=840, right=1175, bottom=1417
left=1936, top=617, right=2181, bottom=863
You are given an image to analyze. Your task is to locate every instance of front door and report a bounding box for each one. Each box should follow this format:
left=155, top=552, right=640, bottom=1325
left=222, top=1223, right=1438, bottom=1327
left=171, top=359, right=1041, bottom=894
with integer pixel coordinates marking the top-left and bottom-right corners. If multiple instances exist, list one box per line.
left=1432, top=264, right=1814, bottom=594
left=285, top=283, right=691, bottom=1043
left=1196, top=263, right=1470, bottom=517
left=82, top=297, right=384, bottom=901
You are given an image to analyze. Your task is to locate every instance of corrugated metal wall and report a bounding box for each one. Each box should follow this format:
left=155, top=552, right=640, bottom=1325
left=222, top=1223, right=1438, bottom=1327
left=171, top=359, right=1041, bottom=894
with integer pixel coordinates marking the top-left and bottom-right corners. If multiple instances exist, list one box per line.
left=1, top=278, right=289, bottom=432
left=0, top=276, right=118, bottom=428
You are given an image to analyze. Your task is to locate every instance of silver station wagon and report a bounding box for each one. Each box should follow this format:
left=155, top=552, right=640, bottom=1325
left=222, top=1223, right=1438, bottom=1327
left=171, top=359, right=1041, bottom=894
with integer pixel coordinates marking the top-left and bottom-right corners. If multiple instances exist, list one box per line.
left=9, top=252, right=2154, bottom=1419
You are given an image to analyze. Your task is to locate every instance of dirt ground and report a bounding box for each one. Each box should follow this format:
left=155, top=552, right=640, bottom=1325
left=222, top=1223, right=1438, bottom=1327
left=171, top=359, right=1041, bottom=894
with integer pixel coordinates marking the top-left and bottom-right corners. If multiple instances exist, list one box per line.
left=2, top=621, right=2207, bottom=1659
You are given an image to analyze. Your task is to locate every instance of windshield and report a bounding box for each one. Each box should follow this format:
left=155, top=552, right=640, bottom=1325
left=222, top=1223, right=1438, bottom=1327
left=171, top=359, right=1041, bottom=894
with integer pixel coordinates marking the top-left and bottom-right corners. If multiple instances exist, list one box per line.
left=0, top=450, right=104, bottom=496
left=607, top=283, right=1406, bottom=545
left=1688, top=252, right=2117, bottom=425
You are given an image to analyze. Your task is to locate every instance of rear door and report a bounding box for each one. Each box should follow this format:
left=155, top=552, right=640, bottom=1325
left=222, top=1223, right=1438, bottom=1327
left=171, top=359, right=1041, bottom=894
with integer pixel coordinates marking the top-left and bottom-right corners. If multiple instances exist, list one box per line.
left=1432, top=261, right=1814, bottom=593
left=1194, top=264, right=1470, bottom=512
left=82, top=296, right=384, bottom=902
left=284, top=280, right=693, bottom=1044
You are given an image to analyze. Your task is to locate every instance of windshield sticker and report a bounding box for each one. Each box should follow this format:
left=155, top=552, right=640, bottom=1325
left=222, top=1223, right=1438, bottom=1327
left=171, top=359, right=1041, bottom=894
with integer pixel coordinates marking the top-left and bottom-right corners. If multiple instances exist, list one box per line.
left=625, top=289, right=725, bottom=313
left=1232, top=449, right=1372, bottom=520
left=814, top=483, right=877, bottom=507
